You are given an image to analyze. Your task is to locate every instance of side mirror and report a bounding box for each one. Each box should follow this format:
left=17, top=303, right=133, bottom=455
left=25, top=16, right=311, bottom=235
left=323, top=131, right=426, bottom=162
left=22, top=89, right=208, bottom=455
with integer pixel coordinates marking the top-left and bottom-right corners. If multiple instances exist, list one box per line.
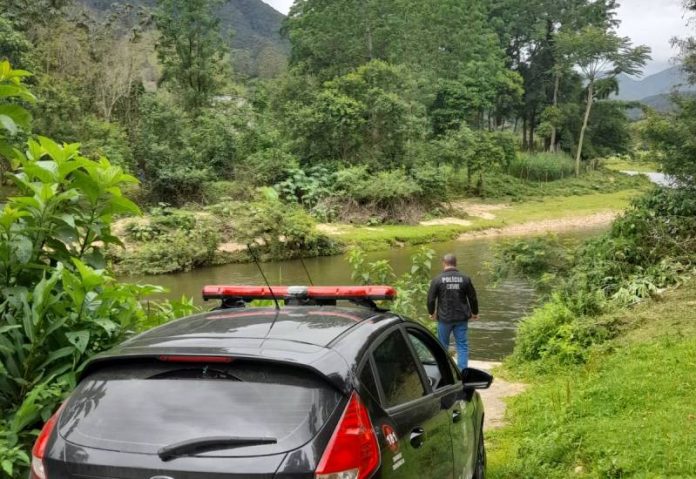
left=462, top=368, right=493, bottom=390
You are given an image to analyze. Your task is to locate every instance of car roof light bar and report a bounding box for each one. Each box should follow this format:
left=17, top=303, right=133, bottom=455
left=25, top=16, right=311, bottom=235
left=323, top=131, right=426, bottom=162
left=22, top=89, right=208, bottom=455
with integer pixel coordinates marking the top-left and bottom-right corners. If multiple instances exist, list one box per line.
left=202, top=285, right=397, bottom=302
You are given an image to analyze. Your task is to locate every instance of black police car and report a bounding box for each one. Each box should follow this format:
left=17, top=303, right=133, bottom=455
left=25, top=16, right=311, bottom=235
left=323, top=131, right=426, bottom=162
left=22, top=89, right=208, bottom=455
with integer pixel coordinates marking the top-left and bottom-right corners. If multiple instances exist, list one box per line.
left=31, top=285, right=491, bottom=479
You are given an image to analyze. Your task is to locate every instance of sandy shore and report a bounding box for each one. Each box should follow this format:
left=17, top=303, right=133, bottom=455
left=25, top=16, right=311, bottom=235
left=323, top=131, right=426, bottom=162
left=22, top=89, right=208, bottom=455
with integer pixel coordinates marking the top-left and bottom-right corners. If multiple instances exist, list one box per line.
left=468, top=360, right=526, bottom=430
left=458, top=211, right=618, bottom=241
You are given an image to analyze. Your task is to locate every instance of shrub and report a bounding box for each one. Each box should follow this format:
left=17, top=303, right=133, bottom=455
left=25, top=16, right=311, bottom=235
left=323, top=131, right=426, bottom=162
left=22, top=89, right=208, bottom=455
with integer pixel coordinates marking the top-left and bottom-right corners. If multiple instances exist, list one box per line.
left=147, top=165, right=212, bottom=205
left=125, top=221, right=163, bottom=242
left=0, top=63, right=198, bottom=477
left=0, top=137, right=170, bottom=477
left=115, top=210, right=222, bottom=275
left=348, top=246, right=435, bottom=326
left=78, top=116, right=134, bottom=171
left=335, top=167, right=422, bottom=206
left=235, top=188, right=339, bottom=260
left=411, top=162, right=452, bottom=204
left=275, top=165, right=335, bottom=208
left=202, top=180, right=254, bottom=203
left=508, top=152, right=576, bottom=181
left=116, top=223, right=220, bottom=275
left=492, top=235, right=574, bottom=291
left=237, top=148, right=299, bottom=186
left=506, top=187, right=696, bottom=368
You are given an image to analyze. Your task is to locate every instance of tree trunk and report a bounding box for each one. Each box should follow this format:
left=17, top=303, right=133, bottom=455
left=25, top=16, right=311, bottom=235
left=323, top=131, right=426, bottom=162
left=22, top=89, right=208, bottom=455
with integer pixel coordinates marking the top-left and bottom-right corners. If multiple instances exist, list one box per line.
left=365, top=1, right=374, bottom=61
left=549, top=73, right=560, bottom=152
left=522, top=117, right=528, bottom=150
left=575, top=82, right=594, bottom=177
left=528, top=110, right=536, bottom=151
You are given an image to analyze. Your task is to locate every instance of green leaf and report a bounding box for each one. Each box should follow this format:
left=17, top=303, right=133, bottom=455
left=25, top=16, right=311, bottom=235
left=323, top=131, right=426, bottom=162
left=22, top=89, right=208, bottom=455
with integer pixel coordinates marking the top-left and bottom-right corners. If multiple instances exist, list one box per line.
left=2, top=459, right=13, bottom=476
left=37, top=136, right=66, bottom=162
left=37, top=346, right=75, bottom=371
left=66, top=331, right=90, bottom=354
left=12, top=235, right=33, bottom=264
left=0, top=113, right=18, bottom=135
left=94, top=318, right=118, bottom=335
left=0, top=324, right=22, bottom=334
left=72, top=258, right=105, bottom=290
left=107, top=195, right=141, bottom=216
left=15, top=450, right=29, bottom=465
left=0, top=84, right=35, bottom=102
left=0, top=104, right=31, bottom=129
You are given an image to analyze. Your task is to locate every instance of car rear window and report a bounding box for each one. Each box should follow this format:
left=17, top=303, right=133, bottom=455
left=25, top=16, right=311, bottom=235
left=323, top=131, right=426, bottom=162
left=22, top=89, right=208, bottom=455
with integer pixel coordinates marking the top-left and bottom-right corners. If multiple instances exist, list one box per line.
left=59, top=360, right=342, bottom=457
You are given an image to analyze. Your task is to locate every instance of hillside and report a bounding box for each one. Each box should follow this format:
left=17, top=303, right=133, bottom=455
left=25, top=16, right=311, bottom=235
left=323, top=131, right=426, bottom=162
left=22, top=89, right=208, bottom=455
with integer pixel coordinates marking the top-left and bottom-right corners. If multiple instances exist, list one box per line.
left=78, top=0, right=289, bottom=78
left=616, top=66, right=695, bottom=101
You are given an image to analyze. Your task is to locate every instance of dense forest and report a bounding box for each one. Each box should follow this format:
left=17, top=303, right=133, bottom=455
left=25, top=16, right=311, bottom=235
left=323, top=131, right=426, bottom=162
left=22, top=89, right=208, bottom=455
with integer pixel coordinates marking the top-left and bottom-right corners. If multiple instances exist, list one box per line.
left=0, top=0, right=651, bottom=207
left=0, top=0, right=657, bottom=271
left=1, top=0, right=695, bottom=476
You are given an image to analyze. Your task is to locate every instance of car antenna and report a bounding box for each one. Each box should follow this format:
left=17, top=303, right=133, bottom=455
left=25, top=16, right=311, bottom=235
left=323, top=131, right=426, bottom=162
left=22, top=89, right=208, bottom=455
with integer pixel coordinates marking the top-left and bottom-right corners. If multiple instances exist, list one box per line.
left=298, top=256, right=315, bottom=286
left=246, top=243, right=281, bottom=311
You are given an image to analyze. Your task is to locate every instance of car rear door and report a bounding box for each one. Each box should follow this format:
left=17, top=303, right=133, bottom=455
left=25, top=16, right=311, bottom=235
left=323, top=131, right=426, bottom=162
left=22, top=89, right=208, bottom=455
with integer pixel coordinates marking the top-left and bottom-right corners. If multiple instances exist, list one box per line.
left=370, top=327, right=455, bottom=479
left=405, top=326, right=476, bottom=479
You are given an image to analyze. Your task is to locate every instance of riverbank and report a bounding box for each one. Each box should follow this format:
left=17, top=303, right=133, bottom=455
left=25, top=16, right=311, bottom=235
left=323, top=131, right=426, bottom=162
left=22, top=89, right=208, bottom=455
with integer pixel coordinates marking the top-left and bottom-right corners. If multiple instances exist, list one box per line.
left=320, top=189, right=643, bottom=251
left=110, top=172, right=651, bottom=276
left=486, top=278, right=696, bottom=478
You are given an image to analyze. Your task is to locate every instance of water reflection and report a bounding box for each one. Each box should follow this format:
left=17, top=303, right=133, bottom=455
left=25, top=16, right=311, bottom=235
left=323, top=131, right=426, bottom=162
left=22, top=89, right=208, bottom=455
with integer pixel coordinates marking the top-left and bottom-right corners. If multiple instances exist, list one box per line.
left=126, top=228, right=605, bottom=360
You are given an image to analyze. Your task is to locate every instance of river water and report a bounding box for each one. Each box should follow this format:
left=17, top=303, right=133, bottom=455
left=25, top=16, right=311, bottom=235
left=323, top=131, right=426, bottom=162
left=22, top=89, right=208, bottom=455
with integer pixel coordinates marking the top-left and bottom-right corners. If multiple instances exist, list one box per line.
left=127, top=227, right=606, bottom=361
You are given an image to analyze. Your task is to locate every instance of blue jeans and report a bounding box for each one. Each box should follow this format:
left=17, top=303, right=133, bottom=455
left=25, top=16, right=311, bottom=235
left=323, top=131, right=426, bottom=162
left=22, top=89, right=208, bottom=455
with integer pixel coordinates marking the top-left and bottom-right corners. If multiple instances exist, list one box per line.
left=438, top=321, right=469, bottom=371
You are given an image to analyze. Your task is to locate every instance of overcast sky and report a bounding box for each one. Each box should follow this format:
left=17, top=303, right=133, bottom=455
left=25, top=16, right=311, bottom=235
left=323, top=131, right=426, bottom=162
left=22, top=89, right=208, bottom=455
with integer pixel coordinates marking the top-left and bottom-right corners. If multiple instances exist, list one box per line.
left=261, top=0, right=693, bottom=77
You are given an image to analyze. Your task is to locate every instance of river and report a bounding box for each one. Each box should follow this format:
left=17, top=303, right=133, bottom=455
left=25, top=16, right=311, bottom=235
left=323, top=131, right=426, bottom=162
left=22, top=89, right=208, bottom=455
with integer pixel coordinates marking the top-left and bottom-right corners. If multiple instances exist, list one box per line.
left=127, top=227, right=607, bottom=361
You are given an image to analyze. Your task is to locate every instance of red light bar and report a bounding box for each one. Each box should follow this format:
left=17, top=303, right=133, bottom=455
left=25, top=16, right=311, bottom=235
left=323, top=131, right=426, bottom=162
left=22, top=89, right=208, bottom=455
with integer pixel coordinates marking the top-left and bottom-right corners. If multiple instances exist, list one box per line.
left=159, top=355, right=234, bottom=363
left=202, top=285, right=290, bottom=300
left=202, top=285, right=396, bottom=302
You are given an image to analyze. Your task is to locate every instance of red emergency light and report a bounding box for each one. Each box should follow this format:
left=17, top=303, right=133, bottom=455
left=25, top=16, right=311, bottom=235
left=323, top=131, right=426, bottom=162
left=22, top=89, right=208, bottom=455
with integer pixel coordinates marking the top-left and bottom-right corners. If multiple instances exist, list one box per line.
left=202, top=285, right=397, bottom=302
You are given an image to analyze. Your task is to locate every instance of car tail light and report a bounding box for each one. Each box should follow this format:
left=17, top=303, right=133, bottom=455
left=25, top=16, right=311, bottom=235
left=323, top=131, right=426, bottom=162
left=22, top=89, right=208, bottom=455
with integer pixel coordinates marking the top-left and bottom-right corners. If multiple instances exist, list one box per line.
left=316, top=392, right=379, bottom=479
left=30, top=404, right=64, bottom=479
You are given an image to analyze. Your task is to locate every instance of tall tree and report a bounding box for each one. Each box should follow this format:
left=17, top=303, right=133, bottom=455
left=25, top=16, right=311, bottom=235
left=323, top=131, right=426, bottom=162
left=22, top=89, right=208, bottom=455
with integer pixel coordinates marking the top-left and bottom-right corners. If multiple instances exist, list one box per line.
left=675, top=0, right=696, bottom=83
left=488, top=0, right=620, bottom=151
left=285, top=0, right=396, bottom=80
left=557, top=26, right=649, bottom=175
left=155, top=0, right=229, bottom=110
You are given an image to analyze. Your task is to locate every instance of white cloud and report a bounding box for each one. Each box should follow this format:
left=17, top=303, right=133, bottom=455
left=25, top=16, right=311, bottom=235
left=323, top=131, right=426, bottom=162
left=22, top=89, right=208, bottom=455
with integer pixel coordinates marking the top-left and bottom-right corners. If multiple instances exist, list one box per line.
left=261, top=0, right=293, bottom=14
left=616, top=0, right=692, bottom=75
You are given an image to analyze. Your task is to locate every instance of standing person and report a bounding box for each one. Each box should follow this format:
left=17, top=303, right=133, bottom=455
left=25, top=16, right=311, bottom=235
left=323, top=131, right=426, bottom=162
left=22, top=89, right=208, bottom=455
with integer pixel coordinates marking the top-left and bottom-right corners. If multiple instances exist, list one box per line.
left=427, top=253, right=479, bottom=371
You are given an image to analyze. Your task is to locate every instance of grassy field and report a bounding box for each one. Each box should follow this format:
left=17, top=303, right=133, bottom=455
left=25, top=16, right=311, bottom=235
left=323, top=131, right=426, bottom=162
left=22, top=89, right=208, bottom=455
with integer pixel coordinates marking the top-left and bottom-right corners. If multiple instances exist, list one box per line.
left=327, top=189, right=647, bottom=251
left=604, top=156, right=661, bottom=173
left=487, top=279, right=696, bottom=478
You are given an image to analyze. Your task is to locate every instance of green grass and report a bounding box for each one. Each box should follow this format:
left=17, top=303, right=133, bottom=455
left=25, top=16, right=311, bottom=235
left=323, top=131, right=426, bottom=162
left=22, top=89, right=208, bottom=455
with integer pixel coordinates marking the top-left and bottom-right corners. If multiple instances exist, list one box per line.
left=479, top=169, right=651, bottom=200
left=495, top=189, right=643, bottom=223
left=487, top=280, right=696, bottom=478
left=330, top=190, right=645, bottom=251
left=508, top=152, right=576, bottom=181
left=604, top=156, right=661, bottom=174
left=328, top=224, right=479, bottom=251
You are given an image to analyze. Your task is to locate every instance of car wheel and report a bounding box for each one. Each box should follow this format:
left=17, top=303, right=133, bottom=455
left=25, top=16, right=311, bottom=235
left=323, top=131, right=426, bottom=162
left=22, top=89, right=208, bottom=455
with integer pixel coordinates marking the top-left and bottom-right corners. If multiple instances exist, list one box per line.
left=473, top=427, right=486, bottom=479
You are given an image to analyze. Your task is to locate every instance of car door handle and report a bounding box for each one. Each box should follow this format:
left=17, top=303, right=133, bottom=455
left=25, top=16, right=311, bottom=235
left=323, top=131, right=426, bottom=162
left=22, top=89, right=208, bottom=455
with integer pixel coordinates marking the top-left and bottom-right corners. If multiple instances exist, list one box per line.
left=410, top=427, right=426, bottom=449
left=452, top=409, right=462, bottom=423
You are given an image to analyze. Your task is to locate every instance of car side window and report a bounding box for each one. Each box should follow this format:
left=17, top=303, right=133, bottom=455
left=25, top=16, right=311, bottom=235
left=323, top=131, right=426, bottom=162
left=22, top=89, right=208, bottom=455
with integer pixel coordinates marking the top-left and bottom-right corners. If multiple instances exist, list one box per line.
left=407, top=330, right=455, bottom=390
left=359, top=361, right=380, bottom=403
left=373, top=330, right=426, bottom=408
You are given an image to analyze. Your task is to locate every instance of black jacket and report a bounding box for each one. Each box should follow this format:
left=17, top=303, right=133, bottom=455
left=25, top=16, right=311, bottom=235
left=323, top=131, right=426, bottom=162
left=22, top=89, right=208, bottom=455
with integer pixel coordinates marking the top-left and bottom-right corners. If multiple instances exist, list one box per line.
left=427, top=269, right=479, bottom=323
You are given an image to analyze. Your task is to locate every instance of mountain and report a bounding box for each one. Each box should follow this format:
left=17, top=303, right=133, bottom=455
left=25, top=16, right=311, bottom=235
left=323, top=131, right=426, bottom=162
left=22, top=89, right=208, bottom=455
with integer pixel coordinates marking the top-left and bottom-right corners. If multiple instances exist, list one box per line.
left=616, top=66, right=695, bottom=102
left=78, top=0, right=289, bottom=78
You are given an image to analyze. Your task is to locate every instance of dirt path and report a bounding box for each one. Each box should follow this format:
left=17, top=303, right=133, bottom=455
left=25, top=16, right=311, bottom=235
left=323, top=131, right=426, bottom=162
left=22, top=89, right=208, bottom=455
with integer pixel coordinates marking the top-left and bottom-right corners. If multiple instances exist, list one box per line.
left=468, top=360, right=526, bottom=430
left=458, top=211, right=618, bottom=241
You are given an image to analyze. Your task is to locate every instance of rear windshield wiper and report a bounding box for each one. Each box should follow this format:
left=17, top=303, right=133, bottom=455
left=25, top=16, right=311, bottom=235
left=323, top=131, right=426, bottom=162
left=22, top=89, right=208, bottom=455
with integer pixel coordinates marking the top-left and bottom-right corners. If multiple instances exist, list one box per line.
left=158, top=436, right=277, bottom=461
